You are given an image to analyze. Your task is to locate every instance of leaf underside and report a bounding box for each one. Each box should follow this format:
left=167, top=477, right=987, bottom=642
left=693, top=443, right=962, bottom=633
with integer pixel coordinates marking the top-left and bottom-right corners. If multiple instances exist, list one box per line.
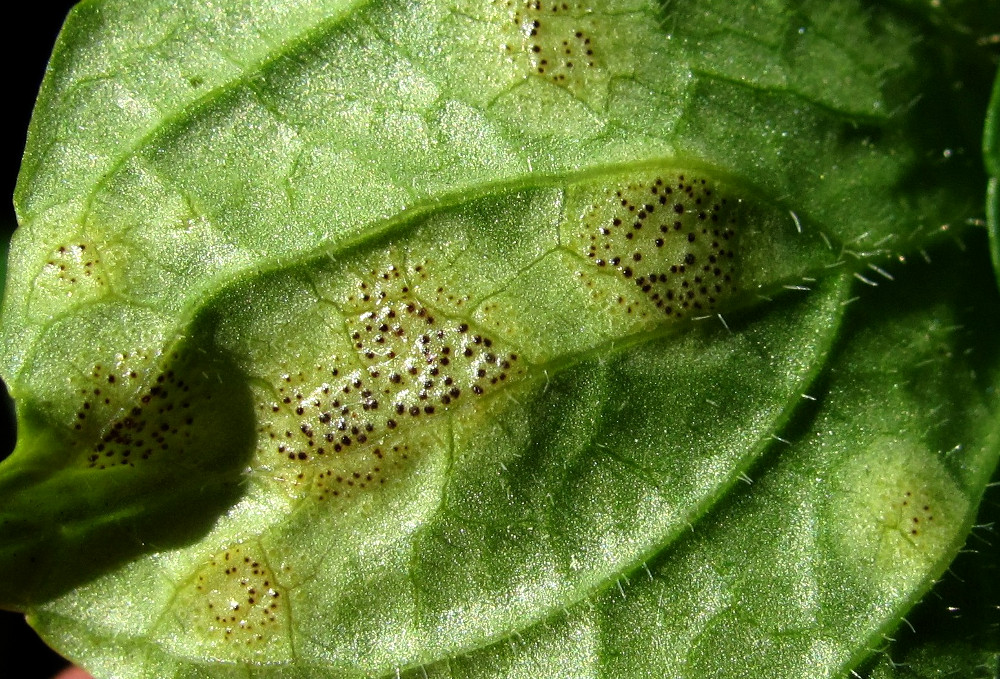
left=1, top=1, right=999, bottom=678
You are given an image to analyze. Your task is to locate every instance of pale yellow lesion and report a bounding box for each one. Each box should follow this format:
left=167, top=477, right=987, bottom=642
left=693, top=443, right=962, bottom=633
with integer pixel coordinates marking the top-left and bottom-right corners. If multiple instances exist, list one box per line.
left=161, top=540, right=294, bottom=660
left=70, top=349, right=202, bottom=471
left=826, top=437, right=969, bottom=595
left=246, top=250, right=525, bottom=509
left=476, top=0, right=619, bottom=109
left=32, top=240, right=112, bottom=310
left=562, top=169, right=741, bottom=320
left=407, top=256, right=474, bottom=314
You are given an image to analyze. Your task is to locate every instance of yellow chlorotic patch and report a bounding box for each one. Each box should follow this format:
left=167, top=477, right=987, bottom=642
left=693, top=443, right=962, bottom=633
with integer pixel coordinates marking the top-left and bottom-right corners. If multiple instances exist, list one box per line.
left=37, top=242, right=107, bottom=292
left=826, top=437, right=969, bottom=594
left=31, top=241, right=111, bottom=318
left=54, top=335, right=251, bottom=479
left=71, top=351, right=199, bottom=470
left=253, top=259, right=523, bottom=504
left=563, top=170, right=741, bottom=320
left=168, top=541, right=291, bottom=659
left=491, top=0, right=611, bottom=106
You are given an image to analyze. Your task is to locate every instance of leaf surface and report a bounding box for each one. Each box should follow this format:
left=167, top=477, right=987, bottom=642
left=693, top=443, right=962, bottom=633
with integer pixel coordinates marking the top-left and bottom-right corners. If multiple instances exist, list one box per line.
left=2, top=1, right=999, bottom=677
left=864, top=474, right=1000, bottom=679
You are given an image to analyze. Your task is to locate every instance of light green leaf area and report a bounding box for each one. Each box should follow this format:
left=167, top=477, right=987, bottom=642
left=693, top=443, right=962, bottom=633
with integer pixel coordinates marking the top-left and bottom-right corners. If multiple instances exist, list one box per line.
left=1, top=0, right=999, bottom=678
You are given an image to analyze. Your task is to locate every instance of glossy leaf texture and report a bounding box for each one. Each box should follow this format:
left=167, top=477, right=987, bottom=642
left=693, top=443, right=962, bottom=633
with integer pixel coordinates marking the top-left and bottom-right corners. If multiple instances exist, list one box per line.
left=1, top=1, right=999, bottom=677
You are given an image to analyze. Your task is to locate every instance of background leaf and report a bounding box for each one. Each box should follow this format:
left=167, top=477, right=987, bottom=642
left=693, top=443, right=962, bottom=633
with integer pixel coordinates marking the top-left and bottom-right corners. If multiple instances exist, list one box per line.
left=864, top=477, right=1000, bottom=679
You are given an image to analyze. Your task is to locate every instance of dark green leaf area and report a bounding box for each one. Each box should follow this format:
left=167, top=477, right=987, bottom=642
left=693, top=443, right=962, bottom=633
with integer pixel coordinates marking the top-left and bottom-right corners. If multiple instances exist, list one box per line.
left=988, top=68, right=1000, bottom=289
left=985, top=65, right=1000, bottom=179
left=991, top=178, right=1000, bottom=288
left=0, top=326, right=255, bottom=609
left=890, top=0, right=1000, bottom=51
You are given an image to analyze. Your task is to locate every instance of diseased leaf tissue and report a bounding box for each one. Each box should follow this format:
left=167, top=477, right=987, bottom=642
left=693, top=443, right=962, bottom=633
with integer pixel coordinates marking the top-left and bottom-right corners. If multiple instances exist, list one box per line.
left=1, top=1, right=999, bottom=677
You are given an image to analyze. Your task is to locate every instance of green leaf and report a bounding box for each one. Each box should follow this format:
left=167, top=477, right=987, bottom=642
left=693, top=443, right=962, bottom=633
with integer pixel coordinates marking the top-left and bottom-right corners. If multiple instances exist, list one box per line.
left=863, top=473, right=1000, bottom=679
left=2, top=1, right=999, bottom=677
left=988, top=65, right=1000, bottom=288
left=864, top=41, right=1000, bottom=679
left=402, top=239, right=1000, bottom=679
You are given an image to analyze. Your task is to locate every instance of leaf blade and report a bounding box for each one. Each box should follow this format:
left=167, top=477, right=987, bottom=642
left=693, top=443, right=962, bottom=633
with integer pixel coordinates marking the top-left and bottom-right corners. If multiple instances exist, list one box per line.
left=2, top=1, right=999, bottom=677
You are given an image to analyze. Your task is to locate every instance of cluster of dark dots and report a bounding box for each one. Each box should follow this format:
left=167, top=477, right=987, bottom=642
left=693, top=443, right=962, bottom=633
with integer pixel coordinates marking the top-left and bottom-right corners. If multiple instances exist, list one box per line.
left=43, top=243, right=103, bottom=287
left=77, top=353, right=198, bottom=470
left=347, top=296, right=519, bottom=404
left=497, top=0, right=597, bottom=89
left=311, top=442, right=412, bottom=502
left=195, top=544, right=286, bottom=645
left=575, top=174, right=738, bottom=317
left=258, top=269, right=520, bottom=501
left=411, top=262, right=472, bottom=309
left=900, top=490, right=934, bottom=538
left=339, top=263, right=469, bottom=314
left=340, top=264, right=405, bottom=309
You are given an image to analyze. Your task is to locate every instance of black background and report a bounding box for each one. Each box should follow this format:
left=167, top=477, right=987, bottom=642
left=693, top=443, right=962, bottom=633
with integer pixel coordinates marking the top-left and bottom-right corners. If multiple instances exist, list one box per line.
left=1, top=2, right=80, bottom=675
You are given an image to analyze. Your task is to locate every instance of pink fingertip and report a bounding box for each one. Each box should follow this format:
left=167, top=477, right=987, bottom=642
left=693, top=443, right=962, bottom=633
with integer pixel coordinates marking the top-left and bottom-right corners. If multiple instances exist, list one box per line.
left=53, top=668, right=93, bottom=679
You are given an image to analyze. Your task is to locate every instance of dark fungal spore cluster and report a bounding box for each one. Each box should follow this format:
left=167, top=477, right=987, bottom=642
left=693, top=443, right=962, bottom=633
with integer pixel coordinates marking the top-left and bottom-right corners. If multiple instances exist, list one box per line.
left=409, top=261, right=472, bottom=311
left=256, top=266, right=521, bottom=502
left=191, top=542, right=288, bottom=647
left=898, top=490, right=935, bottom=539
left=496, top=0, right=601, bottom=94
left=44, top=243, right=103, bottom=286
left=37, top=242, right=107, bottom=303
left=569, top=173, right=738, bottom=318
left=74, top=352, right=200, bottom=470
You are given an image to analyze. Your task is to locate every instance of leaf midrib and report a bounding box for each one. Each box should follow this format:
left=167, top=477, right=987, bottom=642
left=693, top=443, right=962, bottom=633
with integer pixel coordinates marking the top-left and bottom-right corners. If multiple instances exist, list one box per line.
left=12, top=145, right=963, bottom=406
